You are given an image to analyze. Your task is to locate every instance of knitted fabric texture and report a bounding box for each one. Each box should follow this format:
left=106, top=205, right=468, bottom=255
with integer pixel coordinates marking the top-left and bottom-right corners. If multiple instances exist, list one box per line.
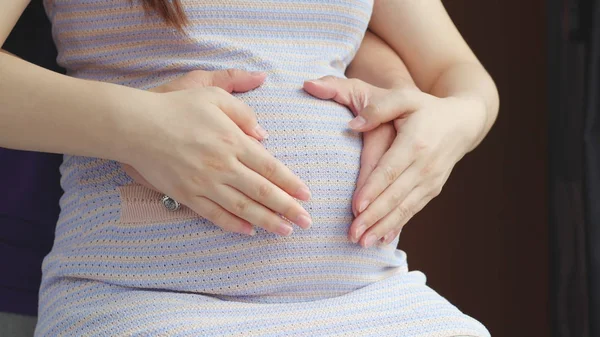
left=36, top=1, right=490, bottom=336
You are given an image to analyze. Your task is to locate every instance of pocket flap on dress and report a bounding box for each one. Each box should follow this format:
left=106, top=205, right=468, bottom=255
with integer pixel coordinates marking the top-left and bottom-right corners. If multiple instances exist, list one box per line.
left=117, top=184, right=197, bottom=224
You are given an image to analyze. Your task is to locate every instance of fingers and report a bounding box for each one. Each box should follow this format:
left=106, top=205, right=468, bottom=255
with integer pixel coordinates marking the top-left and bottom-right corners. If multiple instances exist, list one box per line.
left=350, top=88, right=426, bottom=132
left=303, top=76, right=387, bottom=116
left=228, top=161, right=312, bottom=229
left=353, top=131, right=413, bottom=217
left=352, top=124, right=396, bottom=216
left=206, top=87, right=269, bottom=140
left=184, top=195, right=256, bottom=236
left=380, top=228, right=401, bottom=246
left=350, top=163, right=420, bottom=243
left=206, top=69, right=267, bottom=93
left=303, top=76, right=427, bottom=133
left=152, top=69, right=266, bottom=94
left=359, top=187, right=430, bottom=248
left=237, top=135, right=312, bottom=202
left=209, top=184, right=297, bottom=236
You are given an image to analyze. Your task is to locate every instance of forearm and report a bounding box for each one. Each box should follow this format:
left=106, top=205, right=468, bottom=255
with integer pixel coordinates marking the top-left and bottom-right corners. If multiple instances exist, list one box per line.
left=346, top=30, right=416, bottom=90
left=369, top=0, right=499, bottom=150
left=0, top=51, right=151, bottom=162
left=429, top=62, right=499, bottom=151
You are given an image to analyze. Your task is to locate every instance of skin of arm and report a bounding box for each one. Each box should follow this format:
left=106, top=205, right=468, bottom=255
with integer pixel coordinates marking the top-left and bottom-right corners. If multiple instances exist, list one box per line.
left=307, top=2, right=499, bottom=247
left=0, top=51, right=159, bottom=162
left=368, top=0, right=499, bottom=151
left=346, top=30, right=416, bottom=90
left=1, top=1, right=314, bottom=237
left=0, top=0, right=160, bottom=163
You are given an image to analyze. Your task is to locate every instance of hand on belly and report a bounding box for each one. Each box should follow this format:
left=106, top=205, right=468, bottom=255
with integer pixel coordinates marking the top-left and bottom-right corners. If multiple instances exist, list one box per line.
left=119, top=69, right=314, bottom=238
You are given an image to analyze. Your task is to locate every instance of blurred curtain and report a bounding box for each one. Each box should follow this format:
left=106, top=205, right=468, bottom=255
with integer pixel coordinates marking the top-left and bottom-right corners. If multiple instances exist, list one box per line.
left=548, top=0, right=600, bottom=336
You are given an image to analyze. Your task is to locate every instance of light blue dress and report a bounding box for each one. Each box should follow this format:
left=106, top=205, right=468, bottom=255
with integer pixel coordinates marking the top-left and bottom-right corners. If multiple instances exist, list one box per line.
left=36, top=1, right=490, bottom=336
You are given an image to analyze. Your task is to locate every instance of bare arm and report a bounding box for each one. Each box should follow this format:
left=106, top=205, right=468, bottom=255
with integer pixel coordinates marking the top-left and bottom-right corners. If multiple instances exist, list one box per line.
left=368, top=0, right=499, bottom=150
left=346, top=30, right=416, bottom=90
left=0, top=0, right=161, bottom=162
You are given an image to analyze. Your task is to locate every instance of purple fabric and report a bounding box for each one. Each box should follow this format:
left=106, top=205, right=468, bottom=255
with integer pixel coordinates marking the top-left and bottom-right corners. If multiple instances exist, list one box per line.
left=0, top=148, right=62, bottom=315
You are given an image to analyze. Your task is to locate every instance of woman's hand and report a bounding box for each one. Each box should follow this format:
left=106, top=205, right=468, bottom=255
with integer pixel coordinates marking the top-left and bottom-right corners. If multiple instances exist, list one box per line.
left=121, top=69, right=313, bottom=237
left=122, top=68, right=269, bottom=184
left=304, top=76, right=487, bottom=248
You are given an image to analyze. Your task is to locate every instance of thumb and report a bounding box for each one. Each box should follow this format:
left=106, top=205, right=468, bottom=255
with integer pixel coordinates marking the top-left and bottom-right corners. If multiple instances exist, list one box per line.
left=303, top=76, right=382, bottom=116
left=209, top=69, right=267, bottom=93
left=350, top=88, right=425, bottom=132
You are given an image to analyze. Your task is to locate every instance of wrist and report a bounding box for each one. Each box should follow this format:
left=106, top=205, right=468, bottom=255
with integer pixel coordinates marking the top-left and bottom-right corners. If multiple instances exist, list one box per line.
left=447, top=95, right=489, bottom=152
left=97, top=84, right=162, bottom=164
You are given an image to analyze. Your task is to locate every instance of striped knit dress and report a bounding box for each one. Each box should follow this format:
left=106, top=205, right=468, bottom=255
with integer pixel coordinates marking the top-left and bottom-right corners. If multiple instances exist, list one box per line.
left=36, top=1, right=490, bottom=336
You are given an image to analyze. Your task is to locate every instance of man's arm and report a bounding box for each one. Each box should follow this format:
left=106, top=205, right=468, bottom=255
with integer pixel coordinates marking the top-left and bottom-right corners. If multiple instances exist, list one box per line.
left=346, top=30, right=416, bottom=90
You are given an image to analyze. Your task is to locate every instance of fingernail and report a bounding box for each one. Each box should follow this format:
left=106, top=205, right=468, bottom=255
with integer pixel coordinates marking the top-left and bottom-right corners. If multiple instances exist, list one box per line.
left=296, top=186, right=311, bottom=201
left=364, top=233, right=377, bottom=248
left=254, top=124, right=269, bottom=139
left=348, top=116, right=367, bottom=130
left=296, top=214, right=312, bottom=229
left=354, top=223, right=366, bottom=242
left=251, top=71, right=266, bottom=77
left=358, top=199, right=370, bottom=213
left=277, top=223, right=294, bottom=236
left=248, top=227, right=256, bottom=236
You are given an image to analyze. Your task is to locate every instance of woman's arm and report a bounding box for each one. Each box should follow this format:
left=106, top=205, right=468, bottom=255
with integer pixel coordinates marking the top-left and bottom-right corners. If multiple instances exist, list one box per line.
left=0, top=0, right=165, bottom=160
left=0, top=0, right=270, bottom=160
left=368, top=0, right=499, bottom=150
left=305, top=2, right=500, bottom=247
left=0, top=51, right=156, bottom=161
left=0, top=1, right=313, bottom=237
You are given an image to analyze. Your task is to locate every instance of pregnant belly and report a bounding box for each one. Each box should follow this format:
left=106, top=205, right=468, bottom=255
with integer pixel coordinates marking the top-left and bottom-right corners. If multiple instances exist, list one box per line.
left=48, top=87, right=407, bottom=303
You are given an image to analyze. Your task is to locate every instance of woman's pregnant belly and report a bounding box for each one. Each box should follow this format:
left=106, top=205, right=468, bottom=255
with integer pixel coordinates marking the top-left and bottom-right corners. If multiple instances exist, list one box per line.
left=45, top=84, right=407, bottom=303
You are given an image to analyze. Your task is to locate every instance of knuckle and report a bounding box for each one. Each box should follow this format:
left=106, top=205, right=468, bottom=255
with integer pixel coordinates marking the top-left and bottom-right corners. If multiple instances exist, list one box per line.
left=381, top=165, right=400, bottom=184
left=233, top=198, right=250, bottom=214
left=364, top=102, right=381, bottom=118
left=218, top=131, right=239, bottom=147
left=203, top=154, right=234, bottom=173
left=395, top=205, right=413, bottom=220
left=187, top=71, right=210, bottom=86
left=389, top=192, right=404, bottom=207
left=282, top=202, right=297, bottom=219
left=365, top=162, right=378, bottom=173
left=262, top=159, right=278, bottom=180
left=190, top=175, right=211, bottom=191
left=256, top=183, right=272, bottom=199
left=225, top=68, right=238, bottom=79
left=420, top=164, right=435, bottom=177
left=412, top=139, right=429, bottom=155
left=430, top=185, right=443, bottom=197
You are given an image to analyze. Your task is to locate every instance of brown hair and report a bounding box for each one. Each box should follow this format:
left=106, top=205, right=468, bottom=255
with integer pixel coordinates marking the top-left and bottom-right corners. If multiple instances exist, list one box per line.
left=141, top=0, right=188, bottom=30
left=46, top=0, right=189, bottom=30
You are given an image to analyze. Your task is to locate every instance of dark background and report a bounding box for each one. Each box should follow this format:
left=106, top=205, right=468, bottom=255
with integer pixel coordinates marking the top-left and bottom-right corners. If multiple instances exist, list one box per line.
left=399, top=1, right=550, bottom=336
